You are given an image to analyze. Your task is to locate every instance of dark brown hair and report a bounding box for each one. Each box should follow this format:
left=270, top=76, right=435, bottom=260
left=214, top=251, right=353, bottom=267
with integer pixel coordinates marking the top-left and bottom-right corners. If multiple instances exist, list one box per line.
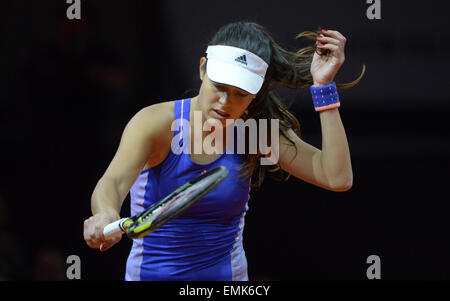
left=203, top=21, right=365, bottom=189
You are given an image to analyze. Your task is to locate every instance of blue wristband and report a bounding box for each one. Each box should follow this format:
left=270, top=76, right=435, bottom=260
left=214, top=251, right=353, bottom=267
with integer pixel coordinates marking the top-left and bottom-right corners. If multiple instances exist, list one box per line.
left=310, top=82, right=340, bottom=112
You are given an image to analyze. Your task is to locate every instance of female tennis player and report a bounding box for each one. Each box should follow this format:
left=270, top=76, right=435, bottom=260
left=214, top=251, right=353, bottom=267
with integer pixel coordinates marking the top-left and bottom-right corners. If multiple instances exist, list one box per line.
left=83, top=21, right=362, bottom=280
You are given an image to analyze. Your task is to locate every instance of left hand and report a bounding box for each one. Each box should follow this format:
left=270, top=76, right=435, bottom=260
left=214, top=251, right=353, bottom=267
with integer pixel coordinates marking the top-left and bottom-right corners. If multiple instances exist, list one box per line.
left=310, top=29, right=346, bottom=86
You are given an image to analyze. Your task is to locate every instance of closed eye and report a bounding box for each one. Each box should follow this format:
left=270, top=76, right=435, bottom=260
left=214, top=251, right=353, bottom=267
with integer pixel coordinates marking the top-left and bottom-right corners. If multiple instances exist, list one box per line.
left=213, top=83, right=250, bottom=97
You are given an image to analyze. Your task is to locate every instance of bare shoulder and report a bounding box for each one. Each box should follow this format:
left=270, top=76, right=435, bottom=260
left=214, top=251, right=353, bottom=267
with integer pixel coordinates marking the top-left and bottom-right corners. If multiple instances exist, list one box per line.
left=129, top=101, right=175, bottom=168
left=100, top=101, right=176, bottom=189
left=138, top=101, right=175, bottom=127
left=129, top=101, right=175, bottom=138
left=140, top=100, right=174, bottom=116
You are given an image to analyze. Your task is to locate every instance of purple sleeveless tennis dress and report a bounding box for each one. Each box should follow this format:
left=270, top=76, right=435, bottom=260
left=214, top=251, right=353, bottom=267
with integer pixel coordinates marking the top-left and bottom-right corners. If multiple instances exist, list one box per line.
left=125, top=98, right=251, bottom=281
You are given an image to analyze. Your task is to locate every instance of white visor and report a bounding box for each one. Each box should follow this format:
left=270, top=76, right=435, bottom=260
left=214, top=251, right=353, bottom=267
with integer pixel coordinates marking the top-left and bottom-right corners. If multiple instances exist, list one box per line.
left=206, top=45, right=268, bottom=95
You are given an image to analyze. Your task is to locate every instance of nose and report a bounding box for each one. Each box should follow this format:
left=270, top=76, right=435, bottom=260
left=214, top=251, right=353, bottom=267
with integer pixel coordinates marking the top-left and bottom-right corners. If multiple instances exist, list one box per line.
left=218, top=92, right=228, bottom=105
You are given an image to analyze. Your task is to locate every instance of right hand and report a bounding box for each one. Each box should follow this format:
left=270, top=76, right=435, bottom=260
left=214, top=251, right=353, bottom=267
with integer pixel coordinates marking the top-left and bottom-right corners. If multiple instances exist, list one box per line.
left=83, top=213, right=122, bottom=252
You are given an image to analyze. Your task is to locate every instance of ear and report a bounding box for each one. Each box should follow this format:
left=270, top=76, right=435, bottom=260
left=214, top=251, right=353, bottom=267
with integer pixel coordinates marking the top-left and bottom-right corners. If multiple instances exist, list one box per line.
left=199, top=57, right=207, bottom=81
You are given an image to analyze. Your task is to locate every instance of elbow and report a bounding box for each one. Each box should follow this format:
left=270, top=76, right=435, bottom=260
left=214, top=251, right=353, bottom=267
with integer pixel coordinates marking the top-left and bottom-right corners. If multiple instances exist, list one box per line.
left=328, top=174, right=353, bottom=192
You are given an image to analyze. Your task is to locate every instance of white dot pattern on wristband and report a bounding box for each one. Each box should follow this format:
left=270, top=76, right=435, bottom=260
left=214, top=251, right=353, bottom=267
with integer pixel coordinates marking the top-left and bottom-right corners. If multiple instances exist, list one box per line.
left=310, top=82, right=340, bottom=112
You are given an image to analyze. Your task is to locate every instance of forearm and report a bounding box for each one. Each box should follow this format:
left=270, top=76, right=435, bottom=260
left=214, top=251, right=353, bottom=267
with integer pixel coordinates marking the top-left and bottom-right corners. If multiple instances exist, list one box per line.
left=91, top=177, right=123, bottom=219
left=319, top=108, right=353, bottom=189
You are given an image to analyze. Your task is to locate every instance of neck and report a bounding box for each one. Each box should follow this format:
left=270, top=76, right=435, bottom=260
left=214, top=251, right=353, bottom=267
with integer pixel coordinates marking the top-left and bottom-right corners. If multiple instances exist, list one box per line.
left=190, top=96, right=219, bottom=138
left=189, top=96, right=230, bottom=154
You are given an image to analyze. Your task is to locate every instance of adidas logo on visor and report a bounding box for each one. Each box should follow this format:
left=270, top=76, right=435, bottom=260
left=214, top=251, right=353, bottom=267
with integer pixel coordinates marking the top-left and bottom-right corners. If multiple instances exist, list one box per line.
left=235, top=55, right=247, bottom=65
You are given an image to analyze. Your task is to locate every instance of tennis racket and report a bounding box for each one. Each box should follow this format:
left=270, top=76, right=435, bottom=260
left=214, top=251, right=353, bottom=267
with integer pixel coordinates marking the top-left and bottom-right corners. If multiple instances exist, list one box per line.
left=103, top=166, right=228, bottom=240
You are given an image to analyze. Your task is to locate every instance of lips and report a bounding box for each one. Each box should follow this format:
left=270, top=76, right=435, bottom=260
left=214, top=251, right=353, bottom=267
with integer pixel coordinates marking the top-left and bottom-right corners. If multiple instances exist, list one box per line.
left=212, top=109, right=230, bottom=118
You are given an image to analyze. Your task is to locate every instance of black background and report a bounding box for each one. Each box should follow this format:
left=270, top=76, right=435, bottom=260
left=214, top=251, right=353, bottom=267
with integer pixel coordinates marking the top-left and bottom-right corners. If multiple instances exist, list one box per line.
left=0, top=0, right=449, bottom=280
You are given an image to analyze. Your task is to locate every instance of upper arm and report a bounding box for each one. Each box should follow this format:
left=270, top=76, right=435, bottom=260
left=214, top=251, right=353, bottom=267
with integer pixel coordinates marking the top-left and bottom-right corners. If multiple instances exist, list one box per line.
left=278, top=128, right=332, bottom=191
left=101, top=103, right=173, bottom=199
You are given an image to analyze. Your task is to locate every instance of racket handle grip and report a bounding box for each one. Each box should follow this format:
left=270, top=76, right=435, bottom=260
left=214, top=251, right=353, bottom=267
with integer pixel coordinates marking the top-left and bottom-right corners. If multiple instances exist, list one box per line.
left=103, top=218, right=129, bottom=240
